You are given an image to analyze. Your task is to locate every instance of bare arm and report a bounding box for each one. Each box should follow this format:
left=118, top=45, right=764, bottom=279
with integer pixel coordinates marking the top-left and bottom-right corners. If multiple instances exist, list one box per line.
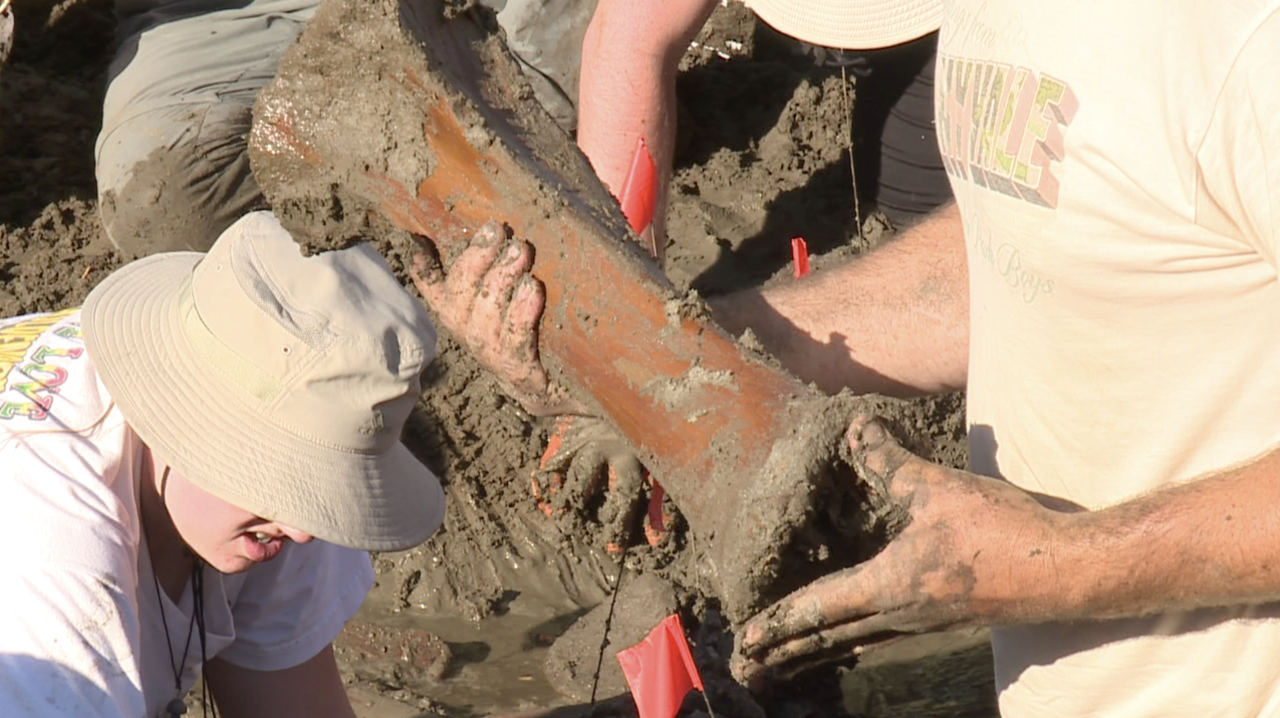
left=710, top=203, right=969, bottom=397
left=204, top=644, right=356, bottom=718
left=1053, top=447, right=1280, bottom=619
left=739, top=419, right=1280, bottom=678
left=577, top=0, right=718, bottom=260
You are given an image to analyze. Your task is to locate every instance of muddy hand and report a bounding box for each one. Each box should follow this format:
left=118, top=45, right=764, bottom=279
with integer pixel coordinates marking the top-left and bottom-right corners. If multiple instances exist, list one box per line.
left=411, top=222, right=582, bottom=416
left=733, top=416, right=1062, bottom=684
left=531, top=415, right=672, bottom=554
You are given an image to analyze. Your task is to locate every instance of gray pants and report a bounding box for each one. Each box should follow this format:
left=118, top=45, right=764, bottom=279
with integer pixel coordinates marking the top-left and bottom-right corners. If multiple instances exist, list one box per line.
left=96, top=0, right=597, bottom=255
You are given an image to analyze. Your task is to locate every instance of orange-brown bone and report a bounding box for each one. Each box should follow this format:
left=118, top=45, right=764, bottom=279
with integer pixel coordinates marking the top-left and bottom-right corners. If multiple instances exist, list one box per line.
left=249, top=0, right=891, bottom=623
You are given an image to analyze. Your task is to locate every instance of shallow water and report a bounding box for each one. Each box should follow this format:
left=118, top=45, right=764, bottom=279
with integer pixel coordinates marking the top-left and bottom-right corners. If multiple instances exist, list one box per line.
left=348, top=530, right=621, bottom=717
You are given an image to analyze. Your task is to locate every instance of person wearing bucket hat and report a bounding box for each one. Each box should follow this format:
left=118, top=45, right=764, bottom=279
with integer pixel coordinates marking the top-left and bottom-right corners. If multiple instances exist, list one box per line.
left=434, top=1, right=1280, bottom=716
left=0, top=210, right=443, bottom=716
left=92, top=0, right=956, bottom=562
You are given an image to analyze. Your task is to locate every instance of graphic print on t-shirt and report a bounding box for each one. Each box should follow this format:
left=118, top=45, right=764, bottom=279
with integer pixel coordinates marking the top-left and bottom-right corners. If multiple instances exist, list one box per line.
left=935, top=52, right=1078, bottom=209
left=0, top=309, right=85, bottom=421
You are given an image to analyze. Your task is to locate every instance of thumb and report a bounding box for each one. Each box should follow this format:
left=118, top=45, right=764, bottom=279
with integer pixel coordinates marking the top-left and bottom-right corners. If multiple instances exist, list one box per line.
left=847, top=416, right=913, bottom=497
left=409, top=251, right=446, bottom=310
left=846, top=415, right=894, bottom=454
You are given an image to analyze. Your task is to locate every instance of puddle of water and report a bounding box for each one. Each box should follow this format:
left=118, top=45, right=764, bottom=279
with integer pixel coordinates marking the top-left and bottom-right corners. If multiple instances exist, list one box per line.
left=353, top=529, right=623, bottom=716
left=376, top=602, right=583, bottom=714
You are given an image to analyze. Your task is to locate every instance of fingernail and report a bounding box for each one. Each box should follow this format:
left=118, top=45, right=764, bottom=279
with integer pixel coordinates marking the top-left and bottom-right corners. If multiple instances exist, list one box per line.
left=514, top=276, right=536, bottom=299
left=474, top=223, right=502, bottom=247
left=846, top=414, right=880, bottom=450
left=859, top=419, right=886, bottom=447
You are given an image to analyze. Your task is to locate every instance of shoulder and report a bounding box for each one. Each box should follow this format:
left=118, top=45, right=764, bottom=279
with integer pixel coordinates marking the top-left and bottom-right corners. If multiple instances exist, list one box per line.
left=1, top=309, right=142, bottom=574
left=0, top=562, right=146, bottom=718
left=1163, top=2, right=1280, bottom=88
left=0, top=308, right=112, bottom=427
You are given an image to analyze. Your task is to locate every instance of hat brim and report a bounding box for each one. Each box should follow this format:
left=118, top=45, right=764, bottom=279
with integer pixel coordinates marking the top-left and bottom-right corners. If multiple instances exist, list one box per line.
left=82, top=252, right=444, bottom=552
left=746, top=0, right=942, bottom=50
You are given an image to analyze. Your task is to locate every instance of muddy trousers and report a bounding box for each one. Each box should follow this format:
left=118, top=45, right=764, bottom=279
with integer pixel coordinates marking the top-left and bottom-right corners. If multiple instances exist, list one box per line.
left=95, top=0, right=946, bottom=255
left=95, top=0, right=598, bottom=255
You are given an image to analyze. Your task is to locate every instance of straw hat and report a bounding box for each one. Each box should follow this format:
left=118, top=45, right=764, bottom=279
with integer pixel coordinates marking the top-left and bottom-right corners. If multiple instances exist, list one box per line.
left=83, top=211, right=444, bottom=551
left=743, top=0, right=942, bottom=49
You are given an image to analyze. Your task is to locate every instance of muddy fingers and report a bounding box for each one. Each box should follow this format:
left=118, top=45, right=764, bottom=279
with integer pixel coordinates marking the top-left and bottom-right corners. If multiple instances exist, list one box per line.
left=410, top=223, right=580, bottom=416
left=528, top=415, right=671, bottom=555
left=409, top=246, right=444, bottom=286
left=598, top=457, right=645, bottom=554
left=471, top=221, right=505, bottom=247
left=734, top=620, right=910, bottom=685
left=642, top=478, right=672, bottom=547
left=740, top=568, right=867, bottom=654
left=505, top=276, right=544, bottom=364
left=847, top=416, right=916, bottom=502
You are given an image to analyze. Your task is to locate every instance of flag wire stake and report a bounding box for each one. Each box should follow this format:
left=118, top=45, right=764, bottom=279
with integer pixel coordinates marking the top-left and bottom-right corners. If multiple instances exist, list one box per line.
left=841, top=63, right=863, bottom=243
left=589, top=540, right=630, bottom=707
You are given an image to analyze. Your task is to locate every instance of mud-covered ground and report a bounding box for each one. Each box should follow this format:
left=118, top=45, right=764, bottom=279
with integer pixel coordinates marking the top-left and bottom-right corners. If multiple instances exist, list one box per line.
left=0, top=0, right=995, bottom=716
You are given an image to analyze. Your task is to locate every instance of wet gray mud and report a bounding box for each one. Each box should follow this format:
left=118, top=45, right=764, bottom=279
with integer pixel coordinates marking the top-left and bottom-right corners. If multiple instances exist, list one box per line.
left=0, top=0, right=993, bottom=716
left=248, top=0, right=965, bottom=629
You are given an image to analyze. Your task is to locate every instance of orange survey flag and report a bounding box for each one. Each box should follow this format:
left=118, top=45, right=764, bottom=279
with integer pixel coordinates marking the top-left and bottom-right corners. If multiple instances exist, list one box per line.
left=616, top=614, right=706, bottom=718
left=618, top=134, right=670, bottom=543
left=619, top=136, right=658, bottom=244
left=791, top=236, right=811, bottom=278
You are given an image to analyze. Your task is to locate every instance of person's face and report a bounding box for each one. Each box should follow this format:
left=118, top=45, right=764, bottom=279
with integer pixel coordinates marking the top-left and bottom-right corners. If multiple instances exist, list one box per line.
left=162, top=469, right=315, bottom=574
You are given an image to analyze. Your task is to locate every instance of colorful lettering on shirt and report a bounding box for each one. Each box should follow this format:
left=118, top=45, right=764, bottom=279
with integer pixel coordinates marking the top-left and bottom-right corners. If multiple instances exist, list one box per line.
left=0, top=309, right=84, bottom=421
left=936, top=53, right=1078, bottom=208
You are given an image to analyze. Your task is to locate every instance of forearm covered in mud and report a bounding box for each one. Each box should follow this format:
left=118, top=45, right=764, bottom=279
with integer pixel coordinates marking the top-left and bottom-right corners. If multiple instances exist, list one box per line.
left=577, top=0, right=717, bottom=253
left=1035, top=448, right=1280, bottom=622
left=709, top=203, right=969, bottom=397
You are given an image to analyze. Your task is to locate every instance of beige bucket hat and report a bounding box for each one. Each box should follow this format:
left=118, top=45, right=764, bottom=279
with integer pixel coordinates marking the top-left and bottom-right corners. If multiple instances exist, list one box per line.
left=744, top=0, right=942, bottom=49
left=83, top=211, right=444, bottom=551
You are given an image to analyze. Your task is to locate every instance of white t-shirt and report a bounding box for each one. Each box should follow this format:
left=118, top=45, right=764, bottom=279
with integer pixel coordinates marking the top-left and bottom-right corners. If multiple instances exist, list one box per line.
left=938, top=1, right=1280, bottom=716
left=0, top=309, right=375, bottom=718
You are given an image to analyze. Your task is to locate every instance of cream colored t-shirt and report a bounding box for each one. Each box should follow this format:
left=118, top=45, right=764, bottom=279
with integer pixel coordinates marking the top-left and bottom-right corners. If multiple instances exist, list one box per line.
left=937, top=1, right=1280, bottom=716
left=0, top=310, right=375, bottom=717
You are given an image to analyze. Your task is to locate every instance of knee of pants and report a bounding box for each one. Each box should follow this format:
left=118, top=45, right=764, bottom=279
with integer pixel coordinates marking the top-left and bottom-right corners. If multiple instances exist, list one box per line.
left=98, top=0, right=315, bottom=254
left=485, top=0, right=599, bottom=132
left=96, top=103, right=266, bottom=256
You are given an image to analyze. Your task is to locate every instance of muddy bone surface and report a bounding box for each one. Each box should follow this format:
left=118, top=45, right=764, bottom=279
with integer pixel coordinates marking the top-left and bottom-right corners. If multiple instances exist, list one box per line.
left=248, top=0, right=910, bottom=623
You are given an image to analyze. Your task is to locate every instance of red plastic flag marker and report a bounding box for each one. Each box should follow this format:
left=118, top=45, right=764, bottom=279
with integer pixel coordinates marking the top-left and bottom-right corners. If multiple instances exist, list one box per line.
left=619, top=136, right=659, bottom=256
left=617, top=614, right=707, bottom=718
left=791, top=236, right=811, bottom=278
left=618, top=134, right=670, bottom=545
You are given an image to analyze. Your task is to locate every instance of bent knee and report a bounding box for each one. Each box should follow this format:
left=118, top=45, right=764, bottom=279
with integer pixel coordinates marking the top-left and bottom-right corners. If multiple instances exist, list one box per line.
left=97, top=105, right=265, bottom=256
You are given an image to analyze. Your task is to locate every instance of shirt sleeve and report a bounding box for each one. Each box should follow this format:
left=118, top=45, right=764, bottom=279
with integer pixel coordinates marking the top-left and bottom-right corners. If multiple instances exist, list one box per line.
left=1196, top=8, right=1280, bottom=266
left=216, top=540, right=374, bottom=671
left=0, top=566, right=145, bottom=718
left=0, top=408, right=145, bottom=717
